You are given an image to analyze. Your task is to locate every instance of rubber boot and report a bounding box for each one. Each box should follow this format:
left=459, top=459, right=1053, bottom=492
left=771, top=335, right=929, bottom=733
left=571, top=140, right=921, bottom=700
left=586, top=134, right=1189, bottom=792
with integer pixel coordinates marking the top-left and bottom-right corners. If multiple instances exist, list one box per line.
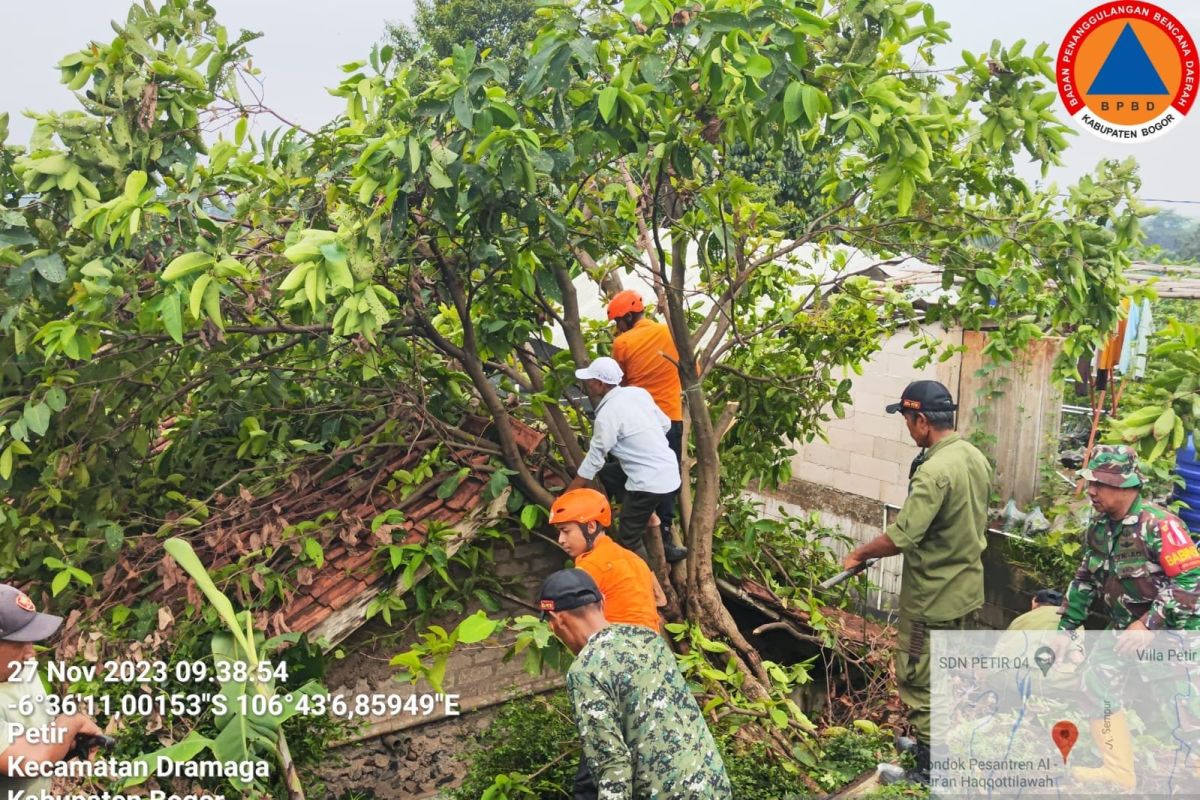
left=910, top=740, right=930, bottom=785
left=1072, top=712, right=1135, bottom=790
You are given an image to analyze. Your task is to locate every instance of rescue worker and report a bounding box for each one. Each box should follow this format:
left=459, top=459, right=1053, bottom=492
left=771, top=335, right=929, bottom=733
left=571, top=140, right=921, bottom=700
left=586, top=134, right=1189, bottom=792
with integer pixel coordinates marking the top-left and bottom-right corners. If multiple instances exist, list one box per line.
left=538, top=569, right=732, bottom=799
left=842, top=380, right=992, bottom=785
left=1056, top=444, right=1200, bottom=789
left=550, top=488, right=666, bottom=630
left=0, top=583, right=103, bottom=795
left=607, top=291, right=688, bottom=563
left=549, top=488, right=667, bottom=800
left=568, top=357, right=682, bottom=564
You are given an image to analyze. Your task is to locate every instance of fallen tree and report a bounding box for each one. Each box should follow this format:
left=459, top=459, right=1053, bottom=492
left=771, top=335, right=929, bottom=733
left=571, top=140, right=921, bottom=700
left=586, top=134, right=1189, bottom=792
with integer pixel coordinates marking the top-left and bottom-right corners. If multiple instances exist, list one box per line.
left=0, top=0, right=1144, bottom=789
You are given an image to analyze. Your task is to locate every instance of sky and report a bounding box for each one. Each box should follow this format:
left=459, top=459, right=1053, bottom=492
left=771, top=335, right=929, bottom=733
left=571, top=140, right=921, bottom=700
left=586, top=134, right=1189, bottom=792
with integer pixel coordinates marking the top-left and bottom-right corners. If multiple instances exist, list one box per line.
left=1, top=0, right=1198, bottom=217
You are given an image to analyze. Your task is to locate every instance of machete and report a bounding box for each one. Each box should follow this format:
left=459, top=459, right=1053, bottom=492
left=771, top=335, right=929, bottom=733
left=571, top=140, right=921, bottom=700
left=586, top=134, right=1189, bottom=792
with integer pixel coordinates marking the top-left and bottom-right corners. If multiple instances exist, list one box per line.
left=818, top=558, right=878, bottom=590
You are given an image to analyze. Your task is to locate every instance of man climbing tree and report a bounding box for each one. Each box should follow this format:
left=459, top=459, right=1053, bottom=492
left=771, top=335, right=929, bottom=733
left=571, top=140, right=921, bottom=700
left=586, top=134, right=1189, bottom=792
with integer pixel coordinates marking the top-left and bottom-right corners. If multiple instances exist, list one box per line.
left=568, top=358, right=681, bottom=564
left=606, top=290, right=688, bottom=563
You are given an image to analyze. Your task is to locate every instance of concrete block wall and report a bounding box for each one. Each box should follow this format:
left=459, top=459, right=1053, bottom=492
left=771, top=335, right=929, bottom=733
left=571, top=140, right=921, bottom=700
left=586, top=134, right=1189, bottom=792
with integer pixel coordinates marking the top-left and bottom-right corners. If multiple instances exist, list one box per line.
left=790, top=326, right=963, bottom=510
left=760, top=326, right=963, bottom=611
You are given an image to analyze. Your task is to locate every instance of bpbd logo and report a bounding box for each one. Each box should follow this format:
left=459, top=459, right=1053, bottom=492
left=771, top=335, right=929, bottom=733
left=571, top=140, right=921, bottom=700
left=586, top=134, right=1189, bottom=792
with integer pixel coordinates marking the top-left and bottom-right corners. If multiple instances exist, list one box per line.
left=1057, top=2, right=1195, bottom=141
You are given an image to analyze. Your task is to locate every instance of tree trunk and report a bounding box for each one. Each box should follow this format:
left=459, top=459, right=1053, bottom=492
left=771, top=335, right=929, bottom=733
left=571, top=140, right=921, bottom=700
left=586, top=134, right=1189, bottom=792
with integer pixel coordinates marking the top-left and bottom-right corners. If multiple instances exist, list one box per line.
left=646, top=218, right=770, bottom=697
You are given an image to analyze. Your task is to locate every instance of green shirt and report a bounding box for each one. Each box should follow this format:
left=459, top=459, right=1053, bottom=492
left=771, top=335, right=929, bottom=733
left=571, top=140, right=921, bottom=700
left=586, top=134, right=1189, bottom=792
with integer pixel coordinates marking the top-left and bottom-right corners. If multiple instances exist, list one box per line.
left=0, top=676, right=53, bottom=796
left=887, top=433, right=992, bottom=623
left=566, top=624, right=732, bottom=799
left=1006, top=604, right=1062, bottom=631
left=1060, top=496, right=1200, bottom=630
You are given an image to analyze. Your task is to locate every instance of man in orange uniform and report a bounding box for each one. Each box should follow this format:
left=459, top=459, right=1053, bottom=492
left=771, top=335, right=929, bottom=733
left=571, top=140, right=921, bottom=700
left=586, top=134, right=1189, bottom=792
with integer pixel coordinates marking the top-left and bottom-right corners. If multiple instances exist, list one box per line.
left=550, top=488, right=665, bottom=630
left=549, top=488, right=666, bottom=799
left=607, top=290, right=687, bottom=563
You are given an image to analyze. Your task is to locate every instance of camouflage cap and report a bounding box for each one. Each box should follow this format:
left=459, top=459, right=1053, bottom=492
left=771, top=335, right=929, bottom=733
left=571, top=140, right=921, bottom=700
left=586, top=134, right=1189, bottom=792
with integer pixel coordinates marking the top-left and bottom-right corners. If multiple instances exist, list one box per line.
left=1079, top=444, right=1142, bottom=488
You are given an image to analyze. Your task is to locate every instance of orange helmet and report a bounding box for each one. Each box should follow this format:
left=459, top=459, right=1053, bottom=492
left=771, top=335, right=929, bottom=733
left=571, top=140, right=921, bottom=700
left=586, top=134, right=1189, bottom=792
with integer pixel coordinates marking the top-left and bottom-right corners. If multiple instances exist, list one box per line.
left=549, top=488, right=612, bottom=527
left=606, top=290, right=644, bottom=321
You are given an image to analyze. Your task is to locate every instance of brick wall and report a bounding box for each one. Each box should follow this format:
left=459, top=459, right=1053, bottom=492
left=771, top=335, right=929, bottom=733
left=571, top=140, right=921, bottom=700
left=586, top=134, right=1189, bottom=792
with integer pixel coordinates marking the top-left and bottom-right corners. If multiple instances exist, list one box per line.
left=321, top=533, right=568, bottom=799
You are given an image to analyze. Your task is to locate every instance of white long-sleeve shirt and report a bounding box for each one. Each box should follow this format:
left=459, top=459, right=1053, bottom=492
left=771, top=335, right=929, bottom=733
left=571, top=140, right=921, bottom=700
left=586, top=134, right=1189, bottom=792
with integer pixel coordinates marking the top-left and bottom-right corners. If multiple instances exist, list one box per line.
left=577, top=386, right=682, bottom=495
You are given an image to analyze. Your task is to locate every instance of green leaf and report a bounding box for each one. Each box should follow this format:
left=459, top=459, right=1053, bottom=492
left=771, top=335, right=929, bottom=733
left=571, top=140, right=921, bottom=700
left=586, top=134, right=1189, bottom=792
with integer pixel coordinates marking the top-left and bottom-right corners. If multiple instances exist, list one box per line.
left=203, top=280, right=223, bottom=328
left=0, top=228, right=36, bottom=247
left=303, top=537, right=325, bottom=569
left=164, top=538, right=253, bottom=656
left=121, top=731, right=215, bottom=789
left=745, top=53, right=773, bottom=79
left=896, top=176, right=915, bottom=215
left=44, top=387, right=67, bottom=412
left=162, top=251, right=215, bottom=282
left=161, top=292, right=184, bottom=344
left=455, top=611, right=499, bottom=644
left=519, top=504, right=542, bottom=529
left=783, top=82, right=804, bottom=124
left=190, top=273, right=213, bottom=319
left=801, top=85, right=825, bottom=124
left=23, top=402, right=51, bottom=437
left=428, top=162, right=453, bottom=189
left=51, top=571, right=70, bottom=596
left=598, top=87, right=619, bottom=123
left=0, top=445, right=12, bottom=480
left=124, top=170, right=148, bottom=199
left=31, top=254, right=66, bottom=283
left=80, top=259, right=111, bottom=278
left=436, top=467, right=470, bottom=500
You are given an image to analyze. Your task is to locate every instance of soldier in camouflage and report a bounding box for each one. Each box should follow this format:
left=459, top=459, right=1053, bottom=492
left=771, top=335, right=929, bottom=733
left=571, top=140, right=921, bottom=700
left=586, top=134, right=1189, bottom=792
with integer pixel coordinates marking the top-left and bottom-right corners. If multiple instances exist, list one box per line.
left=1056, top=445, right=1200, bottom=789
left=539, top=569, right=732, bottom=800
left=1059, top=444, right=1200, bottom=632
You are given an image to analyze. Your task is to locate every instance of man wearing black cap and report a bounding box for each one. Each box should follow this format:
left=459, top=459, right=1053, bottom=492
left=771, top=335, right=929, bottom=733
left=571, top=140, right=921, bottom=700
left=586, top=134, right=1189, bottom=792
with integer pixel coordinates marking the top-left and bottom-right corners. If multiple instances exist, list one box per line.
left=1008, top=588, right=1064, bottom=631
left=0, top=583, right=103, bottom=794
left=539, top=569, right=731, bottom=799
left=842, top=380, right=992, bottom=785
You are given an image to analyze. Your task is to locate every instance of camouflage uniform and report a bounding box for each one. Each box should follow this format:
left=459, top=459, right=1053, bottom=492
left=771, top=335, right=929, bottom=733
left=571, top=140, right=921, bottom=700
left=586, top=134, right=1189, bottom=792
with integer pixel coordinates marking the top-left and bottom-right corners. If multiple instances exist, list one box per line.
left=1060, top=446, right=1200, bottom=631
left=566, top=624, right=732, bottom=799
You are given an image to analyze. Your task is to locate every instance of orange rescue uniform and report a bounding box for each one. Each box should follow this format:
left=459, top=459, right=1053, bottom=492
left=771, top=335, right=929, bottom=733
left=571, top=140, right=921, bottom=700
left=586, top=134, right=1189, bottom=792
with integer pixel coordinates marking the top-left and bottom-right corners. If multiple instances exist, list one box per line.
left=612, top=318, right=682, bottom=422
left=574, top=534, right=660, bottom=630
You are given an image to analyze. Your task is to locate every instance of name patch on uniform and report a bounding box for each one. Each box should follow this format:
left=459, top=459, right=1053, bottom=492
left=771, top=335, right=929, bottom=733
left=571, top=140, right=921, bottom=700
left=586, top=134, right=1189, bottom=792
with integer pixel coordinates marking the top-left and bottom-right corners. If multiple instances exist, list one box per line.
left=1159, top=519, right=1200, bottom=577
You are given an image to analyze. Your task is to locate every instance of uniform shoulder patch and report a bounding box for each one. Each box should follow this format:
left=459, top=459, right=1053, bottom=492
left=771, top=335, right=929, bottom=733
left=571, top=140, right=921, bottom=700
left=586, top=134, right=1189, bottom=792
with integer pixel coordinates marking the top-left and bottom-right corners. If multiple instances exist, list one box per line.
left=1158, top=516, right=1200, bottom=577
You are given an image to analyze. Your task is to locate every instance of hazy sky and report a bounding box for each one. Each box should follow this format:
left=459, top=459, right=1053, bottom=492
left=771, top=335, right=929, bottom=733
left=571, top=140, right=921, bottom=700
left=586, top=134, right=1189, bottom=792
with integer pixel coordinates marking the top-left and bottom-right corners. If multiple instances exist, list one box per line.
left=2, top=0, right=1198, bottom=216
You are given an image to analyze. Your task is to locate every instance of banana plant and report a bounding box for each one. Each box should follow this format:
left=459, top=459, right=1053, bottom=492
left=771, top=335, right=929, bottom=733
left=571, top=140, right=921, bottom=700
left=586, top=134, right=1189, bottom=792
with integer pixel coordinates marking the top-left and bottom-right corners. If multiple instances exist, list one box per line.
left=1108, top=319, right=1200, bottom=464
left=123, top=538, right=323, bottom=799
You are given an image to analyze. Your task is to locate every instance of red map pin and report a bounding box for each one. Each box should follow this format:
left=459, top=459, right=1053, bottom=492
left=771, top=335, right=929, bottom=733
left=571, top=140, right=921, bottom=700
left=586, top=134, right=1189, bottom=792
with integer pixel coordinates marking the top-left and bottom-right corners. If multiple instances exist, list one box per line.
left=1052, top=721, right=1079, bottom=763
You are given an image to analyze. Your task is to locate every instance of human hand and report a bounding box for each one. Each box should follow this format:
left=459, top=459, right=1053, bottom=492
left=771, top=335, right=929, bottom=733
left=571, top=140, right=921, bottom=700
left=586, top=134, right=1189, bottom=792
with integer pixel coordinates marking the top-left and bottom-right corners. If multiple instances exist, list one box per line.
left=65, top=712, right=103, bottom=739
left=1113, top=618, right=1152, bottom=657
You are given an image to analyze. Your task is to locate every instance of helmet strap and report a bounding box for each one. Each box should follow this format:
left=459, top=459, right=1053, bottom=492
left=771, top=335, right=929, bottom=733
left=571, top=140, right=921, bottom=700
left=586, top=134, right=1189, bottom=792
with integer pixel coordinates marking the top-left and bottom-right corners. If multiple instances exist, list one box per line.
left=582, top=521, right=602, bottom=551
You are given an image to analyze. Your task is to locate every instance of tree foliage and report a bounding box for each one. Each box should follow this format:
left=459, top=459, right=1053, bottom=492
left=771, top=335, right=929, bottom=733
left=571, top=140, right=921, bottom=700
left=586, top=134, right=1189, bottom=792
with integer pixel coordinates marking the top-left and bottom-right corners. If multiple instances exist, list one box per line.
left=387, top=0, right=540, bottom=87
left=0, top=0, right=1144, bottom=777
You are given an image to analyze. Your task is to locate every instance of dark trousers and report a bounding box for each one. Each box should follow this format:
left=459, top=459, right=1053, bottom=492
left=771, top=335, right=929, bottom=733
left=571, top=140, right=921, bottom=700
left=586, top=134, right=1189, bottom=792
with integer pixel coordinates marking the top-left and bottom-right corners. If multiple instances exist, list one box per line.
left=656, top=421, right=683, bottom=537
left=597, top=461, right=668, bottom=561
left=574, top=757, right=598, bottom=800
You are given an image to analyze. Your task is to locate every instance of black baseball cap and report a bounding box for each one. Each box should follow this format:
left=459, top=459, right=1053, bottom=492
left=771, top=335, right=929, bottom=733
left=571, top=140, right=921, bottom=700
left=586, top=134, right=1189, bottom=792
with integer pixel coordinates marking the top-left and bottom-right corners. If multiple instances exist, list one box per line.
left=538, top=569, right=602, bottom=620
left=0, top=584, right=62, bottom=642
left=1034, top=588, right=1064, bottom=607
left=885, top=380, right=957, bottom=415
